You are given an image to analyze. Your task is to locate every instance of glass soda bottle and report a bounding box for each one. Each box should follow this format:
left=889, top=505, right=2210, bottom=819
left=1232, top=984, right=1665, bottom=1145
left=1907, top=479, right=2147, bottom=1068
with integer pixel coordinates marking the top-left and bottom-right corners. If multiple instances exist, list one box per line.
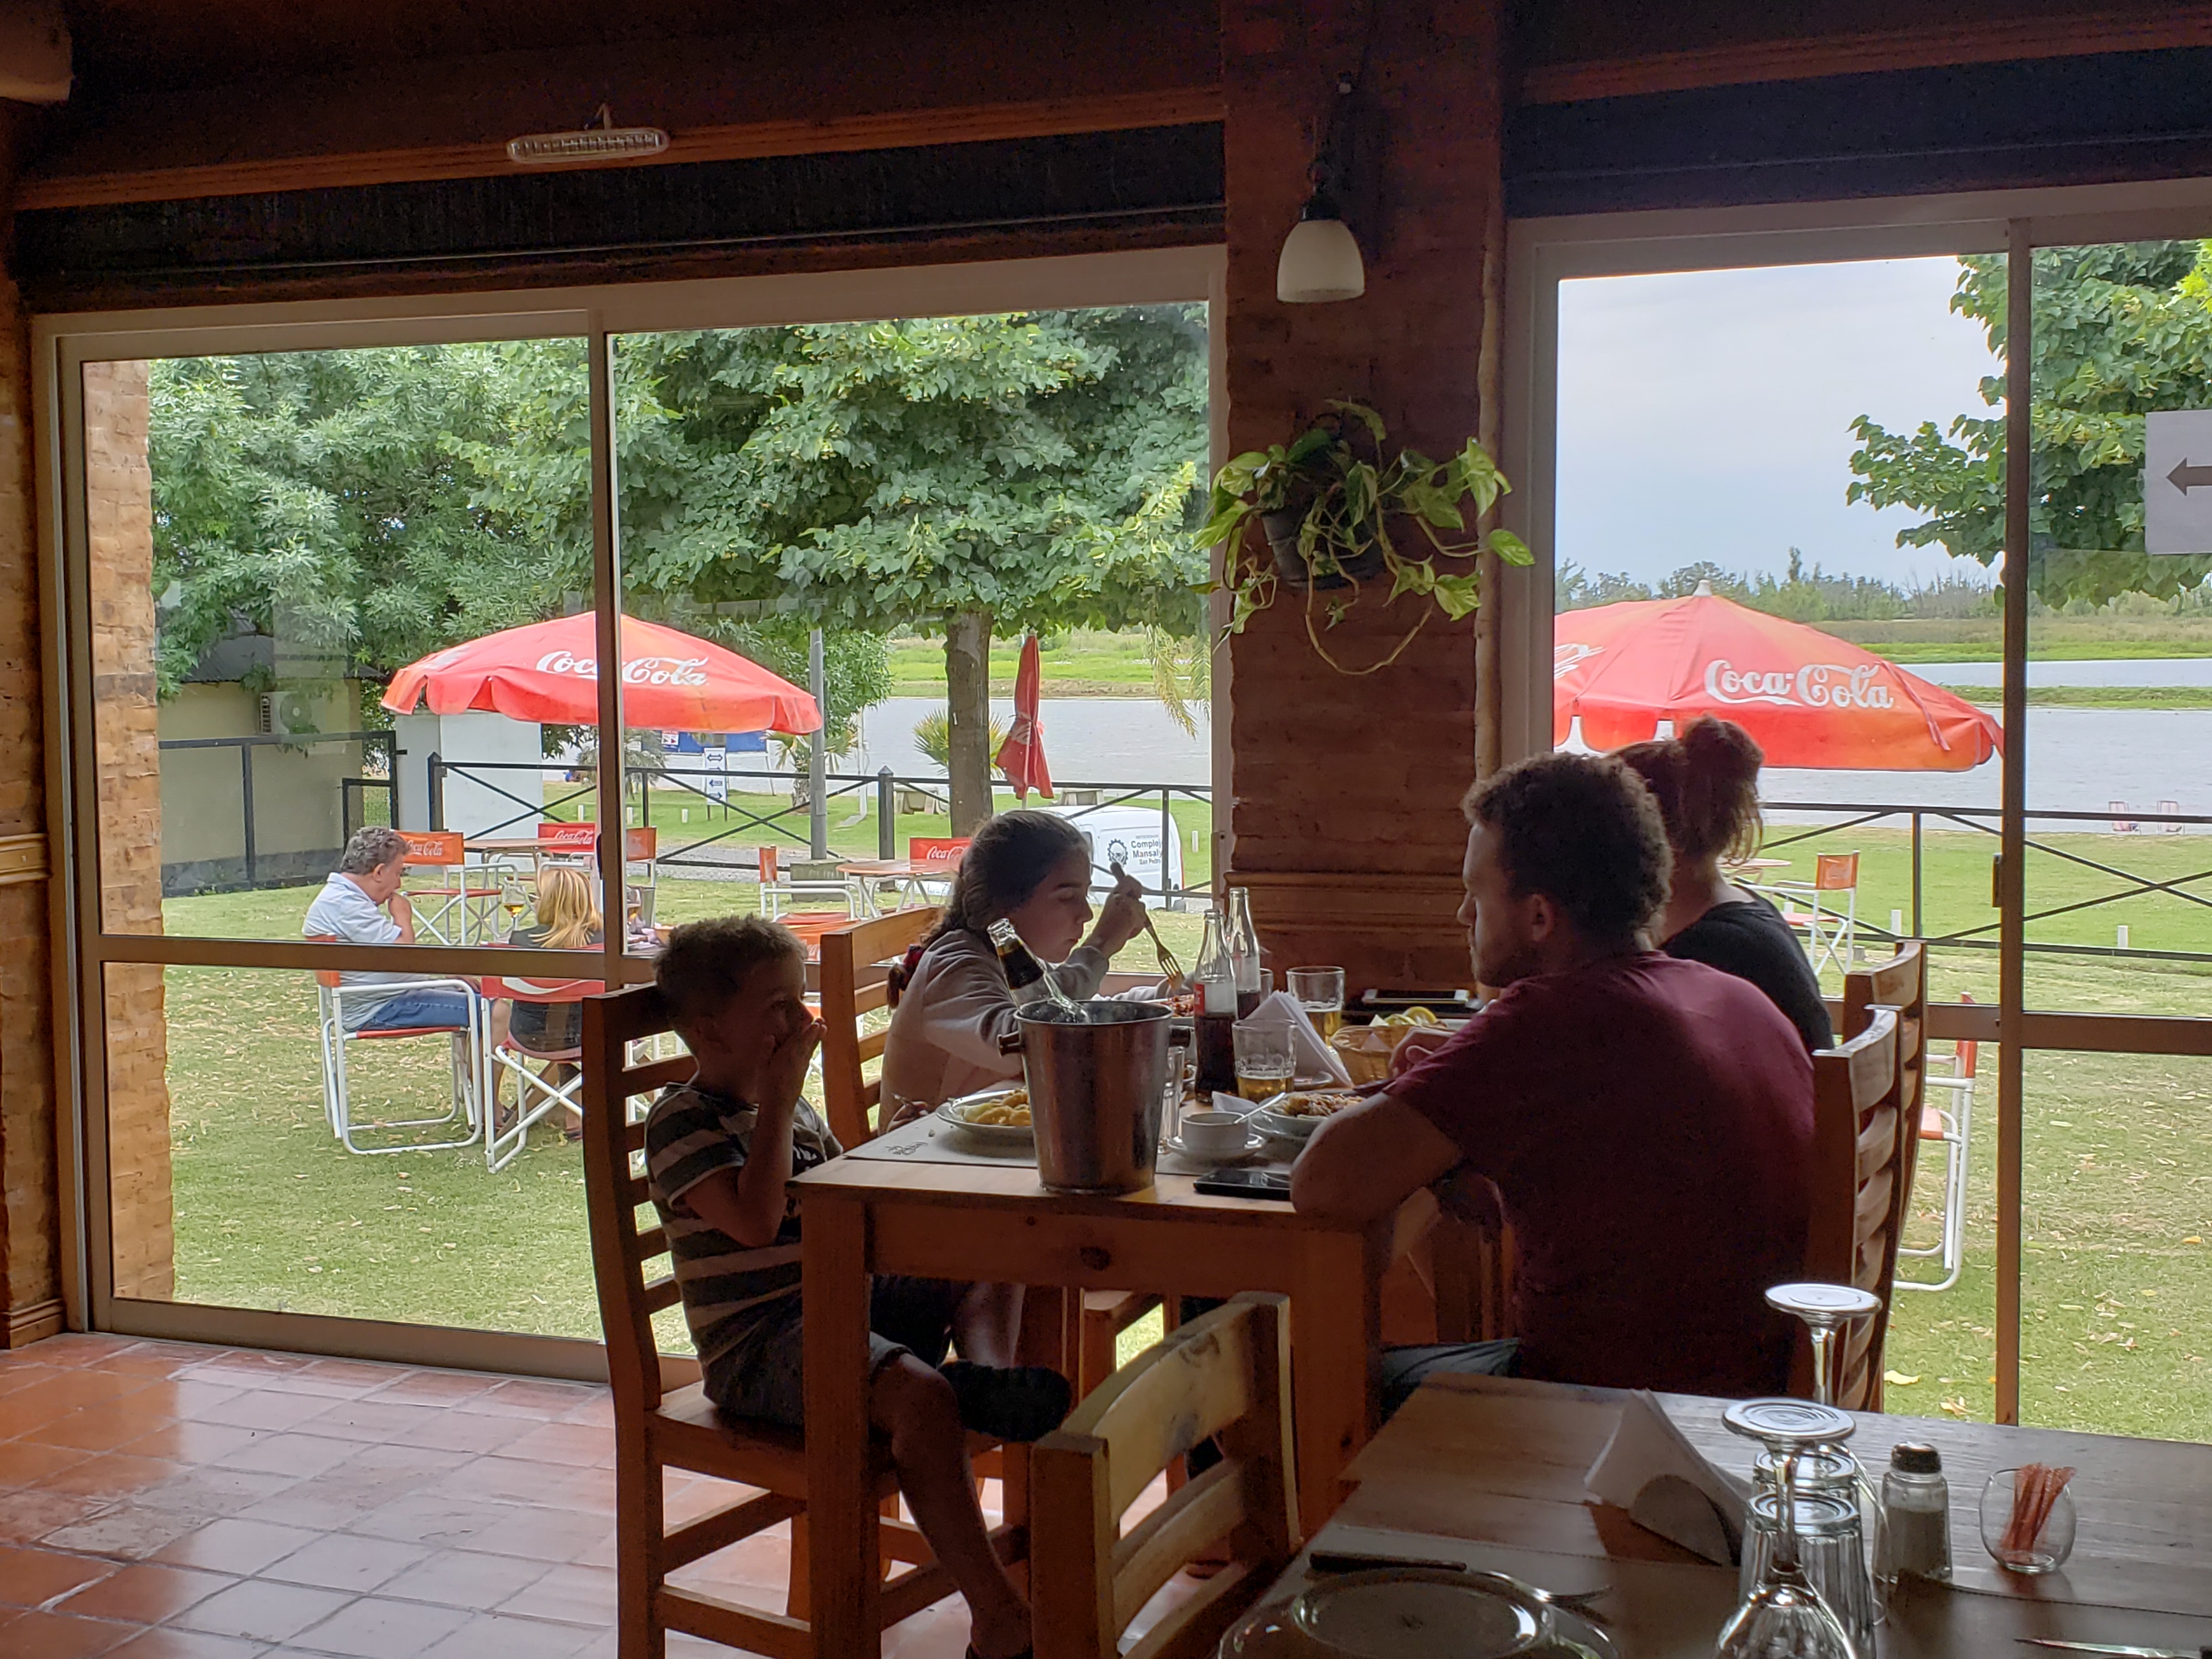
left=1193, top=909, right=1239, bottom=1095
left=988, top=918, right=1081, bottom=1014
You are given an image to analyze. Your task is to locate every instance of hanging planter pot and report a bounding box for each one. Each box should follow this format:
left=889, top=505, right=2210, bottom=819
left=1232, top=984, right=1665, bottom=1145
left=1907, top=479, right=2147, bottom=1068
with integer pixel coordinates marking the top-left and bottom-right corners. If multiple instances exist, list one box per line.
left=1261, top=498, right=1384, bottom=590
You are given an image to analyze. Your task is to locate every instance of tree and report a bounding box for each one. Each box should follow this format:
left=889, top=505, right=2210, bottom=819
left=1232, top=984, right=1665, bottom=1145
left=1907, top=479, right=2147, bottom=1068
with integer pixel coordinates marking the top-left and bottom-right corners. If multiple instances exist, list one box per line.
left=1847, top=242, right=2212, bottom=606
left=599, top=307, right=1210, bottom=830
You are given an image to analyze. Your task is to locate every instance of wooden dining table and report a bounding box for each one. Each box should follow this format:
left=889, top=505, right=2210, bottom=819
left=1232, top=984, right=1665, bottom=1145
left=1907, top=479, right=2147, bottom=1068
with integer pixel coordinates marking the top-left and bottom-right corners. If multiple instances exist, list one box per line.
left=1255, top=1369, right=2212, bottom=1657
left=791, top=1115, right=1395, bottom=1659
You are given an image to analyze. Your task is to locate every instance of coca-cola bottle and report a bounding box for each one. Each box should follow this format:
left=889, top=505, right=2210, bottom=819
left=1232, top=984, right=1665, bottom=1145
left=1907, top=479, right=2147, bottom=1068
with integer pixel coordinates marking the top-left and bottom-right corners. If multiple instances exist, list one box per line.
left=1192, top=909, right=1238, bottom=1096
left=988, top=918, right=1081, bottom=1014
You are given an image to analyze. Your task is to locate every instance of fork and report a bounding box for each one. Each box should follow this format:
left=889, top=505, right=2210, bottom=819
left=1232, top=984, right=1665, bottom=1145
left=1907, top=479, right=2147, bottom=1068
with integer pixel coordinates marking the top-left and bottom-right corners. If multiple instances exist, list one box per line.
left=1111, top=861, right=1187, bottom=991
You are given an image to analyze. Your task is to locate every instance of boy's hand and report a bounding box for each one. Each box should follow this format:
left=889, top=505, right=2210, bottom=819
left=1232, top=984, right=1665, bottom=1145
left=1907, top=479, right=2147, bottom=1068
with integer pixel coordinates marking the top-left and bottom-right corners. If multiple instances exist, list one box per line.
left=761, top=1016, right=826, bottom=1113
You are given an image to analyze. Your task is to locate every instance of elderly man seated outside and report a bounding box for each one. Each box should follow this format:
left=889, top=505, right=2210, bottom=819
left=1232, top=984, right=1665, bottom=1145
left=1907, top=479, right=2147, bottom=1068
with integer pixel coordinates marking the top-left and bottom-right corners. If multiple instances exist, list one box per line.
left=303, top=826, right=478, bottom=1034
left=1290, top=751, right=1815, bottom=1415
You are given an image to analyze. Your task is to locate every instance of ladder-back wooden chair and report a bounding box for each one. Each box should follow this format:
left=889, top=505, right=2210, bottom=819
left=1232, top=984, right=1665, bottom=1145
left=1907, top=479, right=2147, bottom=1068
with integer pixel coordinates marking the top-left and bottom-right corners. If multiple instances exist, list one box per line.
left=1842, top=943, right=1927, bottom=1344
left=817, top=908, right=937, bottom=1148
left=1798, top=1006, right=1904, bottom=1412
left=1033, top=1294, right=1299, bottom=1659
left=581, top=983, right=1024, bottom=1659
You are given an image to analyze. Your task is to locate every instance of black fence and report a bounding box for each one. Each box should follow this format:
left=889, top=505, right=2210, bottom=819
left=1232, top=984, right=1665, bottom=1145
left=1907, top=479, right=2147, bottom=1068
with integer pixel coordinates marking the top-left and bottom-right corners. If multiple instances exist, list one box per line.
left=156, top=730, right=396, bottom=895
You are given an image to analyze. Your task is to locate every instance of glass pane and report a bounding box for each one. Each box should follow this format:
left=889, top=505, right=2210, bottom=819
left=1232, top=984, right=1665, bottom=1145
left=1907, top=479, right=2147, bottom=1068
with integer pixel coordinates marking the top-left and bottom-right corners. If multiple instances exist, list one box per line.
left=89, top=341, right=591, bottom=944
left=2018, top=1052, right=2212, bottom=1438
left=106, top=959, right=639, bottom=1340
left=1553, top=256, right=2007, bottom=1001
left=2016, top=242, right=2212, bottom=1017
left=607, top=308, right=1215, bottom=964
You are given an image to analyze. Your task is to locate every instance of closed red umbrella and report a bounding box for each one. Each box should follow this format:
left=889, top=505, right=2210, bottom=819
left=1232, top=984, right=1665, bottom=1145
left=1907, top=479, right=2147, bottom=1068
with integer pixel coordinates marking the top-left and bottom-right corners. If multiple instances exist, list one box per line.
left=1555, top=586, right=2000, bottom=770
left=995, top=633, right=1054, bottom=801
left=382, top=612, right=821, bottom=734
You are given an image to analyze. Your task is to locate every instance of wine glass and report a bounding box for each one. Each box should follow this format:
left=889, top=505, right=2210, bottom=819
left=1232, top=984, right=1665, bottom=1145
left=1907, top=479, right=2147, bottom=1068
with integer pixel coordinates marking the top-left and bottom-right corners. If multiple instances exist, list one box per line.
left=1724, top=1398, right=1880, bottom=1654
left=1717, top=1451, right=1857, bottom=1659
left=1764, top=1282, right=1882, bottom=1407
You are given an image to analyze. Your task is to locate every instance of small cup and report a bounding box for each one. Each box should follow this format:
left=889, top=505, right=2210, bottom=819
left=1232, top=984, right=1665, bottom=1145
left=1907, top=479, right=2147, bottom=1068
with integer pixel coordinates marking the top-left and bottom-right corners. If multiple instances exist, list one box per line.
left=1178, top=1110, right=1251, bottom=1157
left=1978, top=1468, right=2077, bottom=1574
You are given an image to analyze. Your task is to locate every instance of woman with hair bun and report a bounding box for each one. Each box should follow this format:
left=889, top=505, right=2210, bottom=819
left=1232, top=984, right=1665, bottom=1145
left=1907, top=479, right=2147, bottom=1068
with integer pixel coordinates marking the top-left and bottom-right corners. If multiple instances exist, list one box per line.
left=1615, top=717, right=1833, bottom=1049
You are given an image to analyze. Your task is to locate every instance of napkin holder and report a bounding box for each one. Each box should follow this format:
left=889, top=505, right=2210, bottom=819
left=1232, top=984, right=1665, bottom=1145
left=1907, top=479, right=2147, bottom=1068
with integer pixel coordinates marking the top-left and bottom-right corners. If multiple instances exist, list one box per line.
left=1586, top=1390, right=1750, bottom=1567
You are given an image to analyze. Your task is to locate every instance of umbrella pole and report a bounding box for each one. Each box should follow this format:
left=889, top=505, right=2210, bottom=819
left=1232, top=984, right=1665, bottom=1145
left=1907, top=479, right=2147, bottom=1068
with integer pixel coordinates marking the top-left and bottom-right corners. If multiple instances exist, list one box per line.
left=808, top=628, right=830, bottom=859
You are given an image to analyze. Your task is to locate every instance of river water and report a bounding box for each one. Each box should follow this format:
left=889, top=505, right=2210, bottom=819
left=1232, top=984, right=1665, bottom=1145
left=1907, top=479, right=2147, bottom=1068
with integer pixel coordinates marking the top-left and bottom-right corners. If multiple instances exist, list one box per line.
left=855, top=693, right=2210, bottom=829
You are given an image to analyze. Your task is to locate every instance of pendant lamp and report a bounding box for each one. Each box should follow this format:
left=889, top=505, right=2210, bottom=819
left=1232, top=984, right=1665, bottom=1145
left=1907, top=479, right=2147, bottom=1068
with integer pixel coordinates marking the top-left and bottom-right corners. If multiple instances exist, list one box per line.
left=1277, top=74, right=1368, bottom=304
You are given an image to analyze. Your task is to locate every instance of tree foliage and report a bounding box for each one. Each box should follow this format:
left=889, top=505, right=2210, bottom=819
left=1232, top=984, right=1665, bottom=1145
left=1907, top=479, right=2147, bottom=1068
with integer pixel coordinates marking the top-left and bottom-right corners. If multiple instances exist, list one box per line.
left=1847, top=242, right=2212, bottom=606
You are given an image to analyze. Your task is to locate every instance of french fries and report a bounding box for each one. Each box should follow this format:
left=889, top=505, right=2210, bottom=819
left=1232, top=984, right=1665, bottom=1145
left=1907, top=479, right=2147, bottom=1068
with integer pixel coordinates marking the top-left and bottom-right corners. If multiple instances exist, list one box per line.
left=958, top=1089, right=1031, bottom=1128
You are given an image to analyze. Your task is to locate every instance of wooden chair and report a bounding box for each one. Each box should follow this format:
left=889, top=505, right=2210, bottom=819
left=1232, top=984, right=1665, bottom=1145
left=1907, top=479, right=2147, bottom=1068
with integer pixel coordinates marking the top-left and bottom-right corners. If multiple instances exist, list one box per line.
left=1841, top=943, right=1927, bottom=1341
left=819, top=908, right=937, bottom=1147
left=1798, top=1006, right=1905, bottom=1412
left=1033, top=1294, right=1299, bottom=1659
left=580, top=983, right=1026, bottom=1659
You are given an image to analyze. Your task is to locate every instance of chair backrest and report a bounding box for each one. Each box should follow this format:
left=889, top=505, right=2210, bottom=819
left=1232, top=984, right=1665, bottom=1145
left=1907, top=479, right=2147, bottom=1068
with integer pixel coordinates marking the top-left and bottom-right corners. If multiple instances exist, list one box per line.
left=1841, top=943, right=1925, bottom=1406
left=539, top=821, right=599, bottom=853
left=1802, top=1006, right=1903, bottom=1411
left=1813, top=852, right=1860, bottom=892
left=624, top=826, right=657, bottom=861
left=307, top=932, right=343, bottom=989
left=1954, top=992, right=1979, bottom=1078
left=909, top=836, right=970, bottom=870
left=819, top=907, right=938, bottom=1147
left=581, top=984, right=703, bottom=1417
left=400, top=829, right=464, bottom=867
left=484, top=973, right=602, bottom=1003
left=1032, top=1294, right=1299, bottom=1659
left=758, top=844, right=781, bottom=884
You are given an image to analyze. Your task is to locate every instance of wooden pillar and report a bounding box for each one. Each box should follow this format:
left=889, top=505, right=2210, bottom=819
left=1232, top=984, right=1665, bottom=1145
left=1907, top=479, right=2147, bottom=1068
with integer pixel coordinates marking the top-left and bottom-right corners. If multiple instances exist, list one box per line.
left=0, top=106, right=66, bottom=1346
left=1221, top=0, right=1505, bottom=988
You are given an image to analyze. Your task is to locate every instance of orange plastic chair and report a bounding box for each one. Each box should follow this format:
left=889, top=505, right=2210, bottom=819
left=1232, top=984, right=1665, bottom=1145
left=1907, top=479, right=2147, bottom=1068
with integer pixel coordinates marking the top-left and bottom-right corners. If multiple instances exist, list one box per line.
left=399, top=828, right=503, bottom=944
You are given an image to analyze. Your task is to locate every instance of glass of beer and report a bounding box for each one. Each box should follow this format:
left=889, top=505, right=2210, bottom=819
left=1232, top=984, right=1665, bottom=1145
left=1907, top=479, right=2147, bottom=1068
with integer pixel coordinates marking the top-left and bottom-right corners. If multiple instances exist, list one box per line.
left=1232, top=1022, right=1297, bottom=1103
left=1288, top=966, right=1347, bottom=1042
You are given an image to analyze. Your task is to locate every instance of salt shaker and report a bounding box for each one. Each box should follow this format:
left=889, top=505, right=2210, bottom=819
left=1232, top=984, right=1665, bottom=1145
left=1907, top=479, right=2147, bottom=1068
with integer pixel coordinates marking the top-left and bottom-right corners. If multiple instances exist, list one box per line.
left=1878, top=1441, right=1953, bottom=1585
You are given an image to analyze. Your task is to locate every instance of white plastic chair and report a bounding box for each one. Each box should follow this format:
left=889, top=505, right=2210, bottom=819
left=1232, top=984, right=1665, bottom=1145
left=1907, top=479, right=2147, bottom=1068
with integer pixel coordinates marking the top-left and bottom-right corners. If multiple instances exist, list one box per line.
left=1897, top=995, right=1976, bottom=1293
left=756, top=844, right=856, bottom=919
left=310, top=944, right=487, bottom=1156
left=2158, top=799, right=2184, bottom=834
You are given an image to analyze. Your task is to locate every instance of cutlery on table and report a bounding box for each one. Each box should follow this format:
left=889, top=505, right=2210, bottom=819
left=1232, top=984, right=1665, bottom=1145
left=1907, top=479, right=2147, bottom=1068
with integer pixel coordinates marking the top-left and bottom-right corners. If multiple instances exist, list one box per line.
left=2017, top=1642, right=2212, bottom=1658
left=1111, top=861, right=1186, bottom=992
left=1305, top=1550, right=1610, bottom=1616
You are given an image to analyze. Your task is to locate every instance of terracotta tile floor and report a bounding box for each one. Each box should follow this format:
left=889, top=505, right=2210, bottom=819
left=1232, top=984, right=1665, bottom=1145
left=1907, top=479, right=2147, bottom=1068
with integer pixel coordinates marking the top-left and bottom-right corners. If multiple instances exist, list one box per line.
left=0, top=1332, right=1073, bottom=1659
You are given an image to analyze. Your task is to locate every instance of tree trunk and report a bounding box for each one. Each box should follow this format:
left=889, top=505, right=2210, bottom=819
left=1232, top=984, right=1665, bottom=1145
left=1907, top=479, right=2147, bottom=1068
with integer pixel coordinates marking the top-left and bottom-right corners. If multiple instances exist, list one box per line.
left=945, top=609, right=995, bottom=834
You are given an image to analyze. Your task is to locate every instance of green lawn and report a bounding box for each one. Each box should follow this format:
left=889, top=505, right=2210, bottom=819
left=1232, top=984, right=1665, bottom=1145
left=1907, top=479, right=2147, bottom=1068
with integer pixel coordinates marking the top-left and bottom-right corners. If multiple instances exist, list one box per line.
left=886, top=629, right=1163, bottom=696
left=142, top=809, right=2212, bottom=1443
left=1942, top=686, right=2212, bottom=710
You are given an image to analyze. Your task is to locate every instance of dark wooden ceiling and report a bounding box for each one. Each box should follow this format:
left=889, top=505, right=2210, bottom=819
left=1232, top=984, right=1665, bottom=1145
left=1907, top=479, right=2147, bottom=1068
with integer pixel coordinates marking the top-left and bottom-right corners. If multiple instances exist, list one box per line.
left=59, top=1, right=970, bottom=93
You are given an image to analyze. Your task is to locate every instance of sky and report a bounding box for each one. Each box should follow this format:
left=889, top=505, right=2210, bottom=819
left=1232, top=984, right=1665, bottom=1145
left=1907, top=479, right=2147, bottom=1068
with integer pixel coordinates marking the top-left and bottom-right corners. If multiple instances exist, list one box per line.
left=1554, top=256, right=2001, bottom=590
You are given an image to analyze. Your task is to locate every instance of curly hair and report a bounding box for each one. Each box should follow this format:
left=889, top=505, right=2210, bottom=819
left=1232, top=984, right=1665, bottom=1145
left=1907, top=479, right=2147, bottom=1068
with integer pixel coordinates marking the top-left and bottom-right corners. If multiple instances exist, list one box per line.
left=656, top=916, right=806, bottom=1038
left=337, top=826, right=409, bottom=874
left=1615, top=717, right=1765, bottom=866
left=1462, top=752, right=1671, bottom=941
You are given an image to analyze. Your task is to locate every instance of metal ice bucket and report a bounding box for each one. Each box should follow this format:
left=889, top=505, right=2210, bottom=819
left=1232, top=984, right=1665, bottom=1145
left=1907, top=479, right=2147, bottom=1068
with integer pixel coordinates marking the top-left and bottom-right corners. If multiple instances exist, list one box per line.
left=997, top=1001, right=1184, bottom=1194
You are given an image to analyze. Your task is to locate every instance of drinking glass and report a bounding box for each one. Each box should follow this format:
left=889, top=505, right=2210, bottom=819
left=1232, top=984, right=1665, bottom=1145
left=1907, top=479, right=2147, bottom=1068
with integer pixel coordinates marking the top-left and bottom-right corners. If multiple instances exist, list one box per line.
left=1724, top=1398, right=1880, bottom=1652
left=1717, top=1453, right=1857, bottom=1659
left=1232, top=1023, right=1297, bottom=1103
left=1288, top=966, right=1347, bottom=1042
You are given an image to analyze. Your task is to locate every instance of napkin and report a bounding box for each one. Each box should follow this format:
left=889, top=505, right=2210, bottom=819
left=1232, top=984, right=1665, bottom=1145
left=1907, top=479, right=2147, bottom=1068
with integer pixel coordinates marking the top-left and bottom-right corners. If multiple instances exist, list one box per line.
left=1238, top=990, right=1353, bottom=1086
left=1585, top=1390, right=1750, bottom=1566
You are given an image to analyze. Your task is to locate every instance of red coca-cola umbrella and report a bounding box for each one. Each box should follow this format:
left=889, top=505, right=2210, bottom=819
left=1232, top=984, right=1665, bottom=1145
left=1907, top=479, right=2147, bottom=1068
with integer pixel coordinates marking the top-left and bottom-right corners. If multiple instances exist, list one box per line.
left=994, top=632, right=1054, bottom=801
left=1555, top=586, right=2000, bottom=770
left=382, top=612, right=821, bottom=734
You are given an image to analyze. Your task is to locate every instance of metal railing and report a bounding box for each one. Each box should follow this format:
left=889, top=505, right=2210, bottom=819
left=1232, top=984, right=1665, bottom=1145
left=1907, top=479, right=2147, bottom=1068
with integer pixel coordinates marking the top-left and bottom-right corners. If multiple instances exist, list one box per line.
left=424, top=756, right=1214, bottom=905
left=1762, top=798, right=2212, bottom=966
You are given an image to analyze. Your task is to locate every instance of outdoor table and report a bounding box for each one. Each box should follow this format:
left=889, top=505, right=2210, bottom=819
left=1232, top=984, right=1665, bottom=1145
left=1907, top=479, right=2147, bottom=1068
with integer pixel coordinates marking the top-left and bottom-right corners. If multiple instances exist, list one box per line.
left=1251, top=1370, right=2212, bottom=1657
left=792, top=1112, right=1392, bottom=1659
left=834, top=857, right=932, bottom=916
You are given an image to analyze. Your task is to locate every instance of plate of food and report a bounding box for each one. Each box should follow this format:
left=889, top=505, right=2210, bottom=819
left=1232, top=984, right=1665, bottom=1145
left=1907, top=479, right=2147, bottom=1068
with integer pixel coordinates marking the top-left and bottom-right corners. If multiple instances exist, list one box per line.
left=1250, top=1088, right=1364, bottom=1142
left=935, top=1087, right=1035, bottom=1143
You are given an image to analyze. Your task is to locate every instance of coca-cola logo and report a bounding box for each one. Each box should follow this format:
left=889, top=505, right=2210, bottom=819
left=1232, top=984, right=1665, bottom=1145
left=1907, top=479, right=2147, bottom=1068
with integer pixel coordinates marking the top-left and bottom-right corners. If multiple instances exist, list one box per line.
left=1702, top=660, right=1895, bottom=710
left=534, top=650, right=709, bottom=689
left=1553, top=642, right=1605, bottom=680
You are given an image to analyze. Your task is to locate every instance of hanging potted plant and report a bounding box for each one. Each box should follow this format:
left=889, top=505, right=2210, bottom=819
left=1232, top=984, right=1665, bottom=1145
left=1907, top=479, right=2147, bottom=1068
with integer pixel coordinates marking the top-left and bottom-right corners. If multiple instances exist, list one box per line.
left=1196, top=401, right=1532, bottom=673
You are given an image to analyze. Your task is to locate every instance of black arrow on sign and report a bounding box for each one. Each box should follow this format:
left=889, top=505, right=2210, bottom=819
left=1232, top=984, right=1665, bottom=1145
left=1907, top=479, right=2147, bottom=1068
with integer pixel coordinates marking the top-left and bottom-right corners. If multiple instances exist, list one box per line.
left=2168, top=458, right=2212, bottom=493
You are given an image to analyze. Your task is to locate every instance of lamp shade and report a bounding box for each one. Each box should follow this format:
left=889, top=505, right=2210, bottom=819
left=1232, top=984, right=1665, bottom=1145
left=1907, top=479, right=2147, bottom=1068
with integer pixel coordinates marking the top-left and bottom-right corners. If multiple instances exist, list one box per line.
left=1277, top=213, right=1365, bottom=303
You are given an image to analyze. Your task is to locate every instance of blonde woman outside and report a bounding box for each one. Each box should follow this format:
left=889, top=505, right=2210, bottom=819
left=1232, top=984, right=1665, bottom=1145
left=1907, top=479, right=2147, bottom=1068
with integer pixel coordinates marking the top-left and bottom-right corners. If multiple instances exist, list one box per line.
left=490, top=865, right=603, bottom=1137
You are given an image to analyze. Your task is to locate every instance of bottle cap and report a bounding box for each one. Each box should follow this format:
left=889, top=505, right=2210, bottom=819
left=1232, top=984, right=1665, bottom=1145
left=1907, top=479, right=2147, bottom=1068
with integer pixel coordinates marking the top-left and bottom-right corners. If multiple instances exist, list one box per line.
left=1890, top=1442, right=1942, bottom=1474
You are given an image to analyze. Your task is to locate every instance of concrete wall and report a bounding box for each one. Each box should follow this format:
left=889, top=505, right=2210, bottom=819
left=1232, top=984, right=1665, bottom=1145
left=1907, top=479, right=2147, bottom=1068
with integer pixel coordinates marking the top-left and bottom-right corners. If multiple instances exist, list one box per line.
left=393, top=711, right=544, bottom=841
left=83, top=359, right=173, bottom=1302
left=157, top=681, right=367, bottom=895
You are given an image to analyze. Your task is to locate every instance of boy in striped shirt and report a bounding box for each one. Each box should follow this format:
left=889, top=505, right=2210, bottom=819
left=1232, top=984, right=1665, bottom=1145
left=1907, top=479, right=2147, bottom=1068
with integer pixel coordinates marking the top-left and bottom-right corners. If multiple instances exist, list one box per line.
left=646, top=916, right=1062, bottom=1659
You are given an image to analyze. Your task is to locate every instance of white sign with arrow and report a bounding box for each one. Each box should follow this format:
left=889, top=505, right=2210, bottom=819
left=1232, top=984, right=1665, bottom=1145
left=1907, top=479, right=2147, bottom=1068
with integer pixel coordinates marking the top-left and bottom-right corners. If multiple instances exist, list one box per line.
left=2143, top=408, right=2212, bottom=554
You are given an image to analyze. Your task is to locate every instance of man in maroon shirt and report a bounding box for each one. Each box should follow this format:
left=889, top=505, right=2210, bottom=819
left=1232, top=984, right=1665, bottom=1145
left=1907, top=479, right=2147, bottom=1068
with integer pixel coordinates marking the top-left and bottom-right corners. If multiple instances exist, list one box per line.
left=1291, top=751, right=1814, bottom=1410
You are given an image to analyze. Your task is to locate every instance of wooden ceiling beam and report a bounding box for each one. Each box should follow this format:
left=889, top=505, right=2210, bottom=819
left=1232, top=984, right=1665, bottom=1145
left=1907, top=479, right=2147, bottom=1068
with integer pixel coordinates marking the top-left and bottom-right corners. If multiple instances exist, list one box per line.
left=16, top=84, right=1223, bottom=211
left=1519, top=4, right=2212, bottom=105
